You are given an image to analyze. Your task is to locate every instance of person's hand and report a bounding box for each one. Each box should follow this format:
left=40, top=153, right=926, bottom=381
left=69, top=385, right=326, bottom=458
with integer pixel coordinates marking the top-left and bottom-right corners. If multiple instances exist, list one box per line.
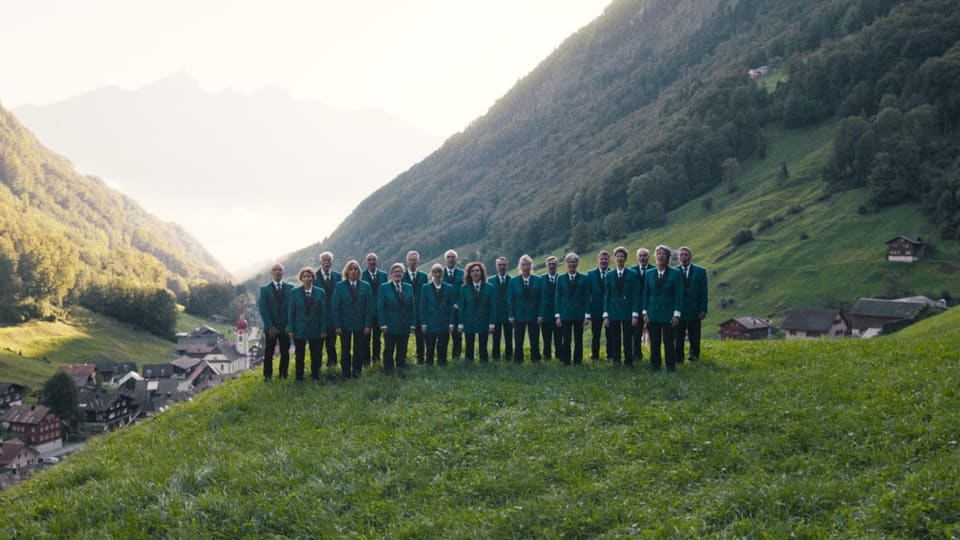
left=363, top=327, right=371, bottom=335
left=699, top=311, right=706, bottom=321
left=488, top=324, right=495, bottom=334
left=421, top=325, right=427, bottom=333
left=555, top=318, right=562, bottom=328
left=336, top=328, right=343, bottom=336
left=268, top=327, right=278, bottom=338
left=603, top=317, right=610, bottom=328
left=671, top=316, right=680, bottom=327
left=632, top=316, right=640, bottom=327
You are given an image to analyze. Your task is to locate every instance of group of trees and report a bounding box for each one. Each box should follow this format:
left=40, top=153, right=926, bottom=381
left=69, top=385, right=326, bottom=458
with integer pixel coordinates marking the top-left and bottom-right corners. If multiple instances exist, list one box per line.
left=0, top=106, right=235, bottom=330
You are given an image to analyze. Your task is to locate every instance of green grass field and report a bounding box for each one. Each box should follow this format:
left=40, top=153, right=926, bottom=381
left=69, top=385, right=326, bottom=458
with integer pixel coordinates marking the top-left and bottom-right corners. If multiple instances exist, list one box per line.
left=2, top=308, right=957, bottom=538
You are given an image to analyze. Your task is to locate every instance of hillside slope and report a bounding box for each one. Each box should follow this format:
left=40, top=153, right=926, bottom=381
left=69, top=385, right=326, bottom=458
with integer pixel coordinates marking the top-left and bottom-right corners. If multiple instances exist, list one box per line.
left=0, top=105, right=229, bottom=321
left=2, top=310, right=958, bottom=537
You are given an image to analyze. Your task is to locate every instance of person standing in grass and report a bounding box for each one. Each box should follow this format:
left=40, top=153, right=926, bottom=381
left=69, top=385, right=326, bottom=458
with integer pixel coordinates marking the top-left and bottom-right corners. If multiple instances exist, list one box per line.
left=555, top=252, right=590, bottom=365
left=603, top=246, right=641, bottom=367
left=540, top=255, right=562, bottom=361
left=362, top=252, right=388, bottom=365
left=674, top=246, right=708, bottom=362
left=458, top=261, right=496, bottom=362
left=287, top=267, right=328, bottom=382
left=443, top=249, right=466, bottom=360
left=403, top=251, right=429, bottom=365
left=257, top=263, right=294, bottom=381
left=420, top=263, right=455, bottom=366
left=333, top=260, right=374, bottom=378
left=378, top=262, right=416, bottom=374
left=631, top=247, right=651, bottom=365
left=316, top=251, right=341, bottom=372
left=507, top=254, right=544, bottom=363
left=642, top=245, right=683, bottom=372
left=587, top=250, right=611, bottom=362
left=489, top=256, right=512, bottom=361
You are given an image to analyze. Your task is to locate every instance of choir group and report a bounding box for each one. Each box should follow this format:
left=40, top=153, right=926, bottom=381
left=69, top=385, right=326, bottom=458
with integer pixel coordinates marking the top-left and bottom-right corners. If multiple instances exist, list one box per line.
left=257, top=245, right=708, bottom=382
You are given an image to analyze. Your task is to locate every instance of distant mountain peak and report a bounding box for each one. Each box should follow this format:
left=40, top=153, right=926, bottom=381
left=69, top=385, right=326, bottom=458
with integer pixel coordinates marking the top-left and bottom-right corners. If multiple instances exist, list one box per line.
left=141, top=70, right=205, bottom=96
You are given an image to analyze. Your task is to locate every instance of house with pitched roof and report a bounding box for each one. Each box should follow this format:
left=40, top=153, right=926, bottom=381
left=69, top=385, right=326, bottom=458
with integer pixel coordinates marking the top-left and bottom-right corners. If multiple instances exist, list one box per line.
left=1, top=404, right=63, bottom=454
left=718, top=316, right=772, bottom=340
left=781, top=308, right=847, bottom=340
left=848, top=297, right=946, bottom=336
left=56, top=364, right=97, bottom=388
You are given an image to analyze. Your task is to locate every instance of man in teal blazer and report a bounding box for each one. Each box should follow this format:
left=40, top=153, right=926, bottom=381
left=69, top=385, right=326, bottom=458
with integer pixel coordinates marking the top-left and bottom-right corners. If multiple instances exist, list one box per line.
left=316, top=251, right=341, bottom=371
left=555, top=252, right=590, bottom=365
left=674, top=246, right=708, bottom=362
left=458, top=262, right=496, bottom=362
left=378, top=263, right=416, bottom=374
left=403, top=251, right=429, bottom=364
left=603, top=246, right=641, bottom=367
left=642, top=245, right=683, bottom=372
left=257, top=263, right=295, bottom=380
left=442, top=250, right=466, bottom=359
left=631, top=247, right=651, bottom=364
left=488, top=256, right=513, bottom=360
left=507, top=255, right=544, bottom=363
left=333, top=260, right=374, bottom=378
left=420, top=264, right=455, bottom=366
left=586, top=250, right=611, bottom=361
left=362, top=253, right=389, bottom=364
left=539, top=256, right=561, bottom=360
left=287, top=268, right=329, bottom=381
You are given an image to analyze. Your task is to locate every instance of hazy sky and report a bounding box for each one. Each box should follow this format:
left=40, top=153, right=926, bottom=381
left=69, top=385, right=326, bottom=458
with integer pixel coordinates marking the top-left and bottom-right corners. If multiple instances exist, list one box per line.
left=1, top=1, right=610, bottom=275
left=3, top=0, right=609, bottom=137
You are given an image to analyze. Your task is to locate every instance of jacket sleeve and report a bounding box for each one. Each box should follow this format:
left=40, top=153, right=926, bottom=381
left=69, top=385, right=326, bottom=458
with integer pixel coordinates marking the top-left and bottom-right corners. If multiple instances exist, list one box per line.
left=331, top=286, right=343, bottom=329
left=258, top=287, right=274, bottom=329
left=506, top=283, right=516, bottom=319
left=319, top=289, right=330, bottom=331
left=363, top=287, right=375, bottom=328
left=699, top=269, right=709, bottom=314
left=287, top=293, right=298, bottom=334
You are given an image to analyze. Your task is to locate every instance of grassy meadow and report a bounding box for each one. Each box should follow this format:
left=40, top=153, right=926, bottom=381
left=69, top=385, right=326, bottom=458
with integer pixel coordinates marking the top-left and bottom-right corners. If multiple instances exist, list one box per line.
left=0, top=308, right=226, bottom=391
left=2, top=308, right=958, bottom=538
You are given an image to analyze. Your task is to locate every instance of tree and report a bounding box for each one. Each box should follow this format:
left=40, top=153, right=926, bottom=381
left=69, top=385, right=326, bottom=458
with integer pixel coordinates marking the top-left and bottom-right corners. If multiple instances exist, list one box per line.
left=721, top=157, right=741, bottom=188
left=41, top=372, right=79, bottom=428
left=569, top=222, right=589, bottom=254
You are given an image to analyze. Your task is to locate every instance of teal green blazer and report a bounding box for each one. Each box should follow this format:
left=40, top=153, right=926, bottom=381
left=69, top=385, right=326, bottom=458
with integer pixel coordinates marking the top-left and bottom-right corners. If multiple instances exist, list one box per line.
left=332, top=280, right=374, bottom=332
left=604, top=268, right=640, bottom=322
left=676, top=264, right=709, bottom=320
left=555, top=273, right=589, bottom=321
left=377, top=281, right=415, bottom=335
left=420, top=282, right=455, bottom=333
left=642, top=267, right=683, bottom=324
left=257, top=281, right=295, bottom=331
left=458, top=282, right=496, bottom=333
left=488, top=274, right=511, bottom=323
left=287, top=286, right=328, bottom=340
left=507, top=275, right=544, bottom=323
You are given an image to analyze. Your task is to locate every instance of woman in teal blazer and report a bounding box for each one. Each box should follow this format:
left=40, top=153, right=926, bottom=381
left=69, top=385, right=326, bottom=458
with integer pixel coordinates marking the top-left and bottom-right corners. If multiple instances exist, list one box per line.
left=420, top=263, right=455, bottom=366
left=458, top=262, right=496, bottom=362
left=287, top=267, right=328, bottom=382
left=332, top=260, right=374, bottom=378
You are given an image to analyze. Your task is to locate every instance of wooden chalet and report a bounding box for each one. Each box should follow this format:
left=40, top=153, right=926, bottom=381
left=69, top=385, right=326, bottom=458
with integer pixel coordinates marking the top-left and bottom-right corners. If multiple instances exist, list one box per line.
left=77, top=391, right=138, bottom=431
left=886, top=236, right=925, bottom=262
left=1, top=404, right=63, bottom=453
left=0, top=383, right=28, bottom=410
left=718, top=316, right=772, bottom=340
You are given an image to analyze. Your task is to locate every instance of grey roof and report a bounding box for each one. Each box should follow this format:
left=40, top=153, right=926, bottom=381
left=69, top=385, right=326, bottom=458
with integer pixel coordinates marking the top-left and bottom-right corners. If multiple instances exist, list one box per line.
left=781, top=308, right=841, bottom=333
left=720, top=316, right=772, bottom=330
left=849, top=298, right=926, bottom=320
left=2, top=404, right=56, bottom=425
left=885, top=235, right=924, bottom=245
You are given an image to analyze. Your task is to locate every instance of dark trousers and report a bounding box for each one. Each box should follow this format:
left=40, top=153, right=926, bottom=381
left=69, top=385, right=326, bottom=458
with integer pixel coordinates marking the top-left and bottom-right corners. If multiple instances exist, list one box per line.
left=340, top=330, right=368, bottom=378
left=491, top=321, right=512, bottom=359
left=675, top=319, right=702, bottom=361
left=383, top=333, right=409, bottom=373
left=413, top=324, right=425, bottom=363
left=559, top=320, right=584, bottom=365
left=450, top=310, right=462, bottom=358
left=293, top=338, right=322, bottom=380
left=368, top=321, right=382, bottom=363
left=425, top=332, right=449, bottom=365
left=633, top=326, right=645, bottom=362
left=590, top=317, right=609, bottom=360
left=513, top=321, right=540, bottom=363
left=648, top=322, right=677, bottom=371
left=541, top=321, right=560, bottom=360
left=319, top=328, right=337, bottom=367
left=607, top=320, right=634, bottom=365
left=263, top=332, right=291, bottom=379
left=464, top=332, right=489, bottom=362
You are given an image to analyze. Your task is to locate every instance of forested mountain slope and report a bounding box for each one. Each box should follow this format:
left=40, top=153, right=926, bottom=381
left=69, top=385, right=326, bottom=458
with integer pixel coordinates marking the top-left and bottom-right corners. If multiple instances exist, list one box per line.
left=0, top=105, right=228, bottom=325
left=265, top=0, right=959, bottom=284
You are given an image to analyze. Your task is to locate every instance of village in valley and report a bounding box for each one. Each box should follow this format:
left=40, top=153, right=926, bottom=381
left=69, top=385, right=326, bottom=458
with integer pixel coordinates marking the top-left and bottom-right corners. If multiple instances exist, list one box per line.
left=0, top=313, right=261, bottom=490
